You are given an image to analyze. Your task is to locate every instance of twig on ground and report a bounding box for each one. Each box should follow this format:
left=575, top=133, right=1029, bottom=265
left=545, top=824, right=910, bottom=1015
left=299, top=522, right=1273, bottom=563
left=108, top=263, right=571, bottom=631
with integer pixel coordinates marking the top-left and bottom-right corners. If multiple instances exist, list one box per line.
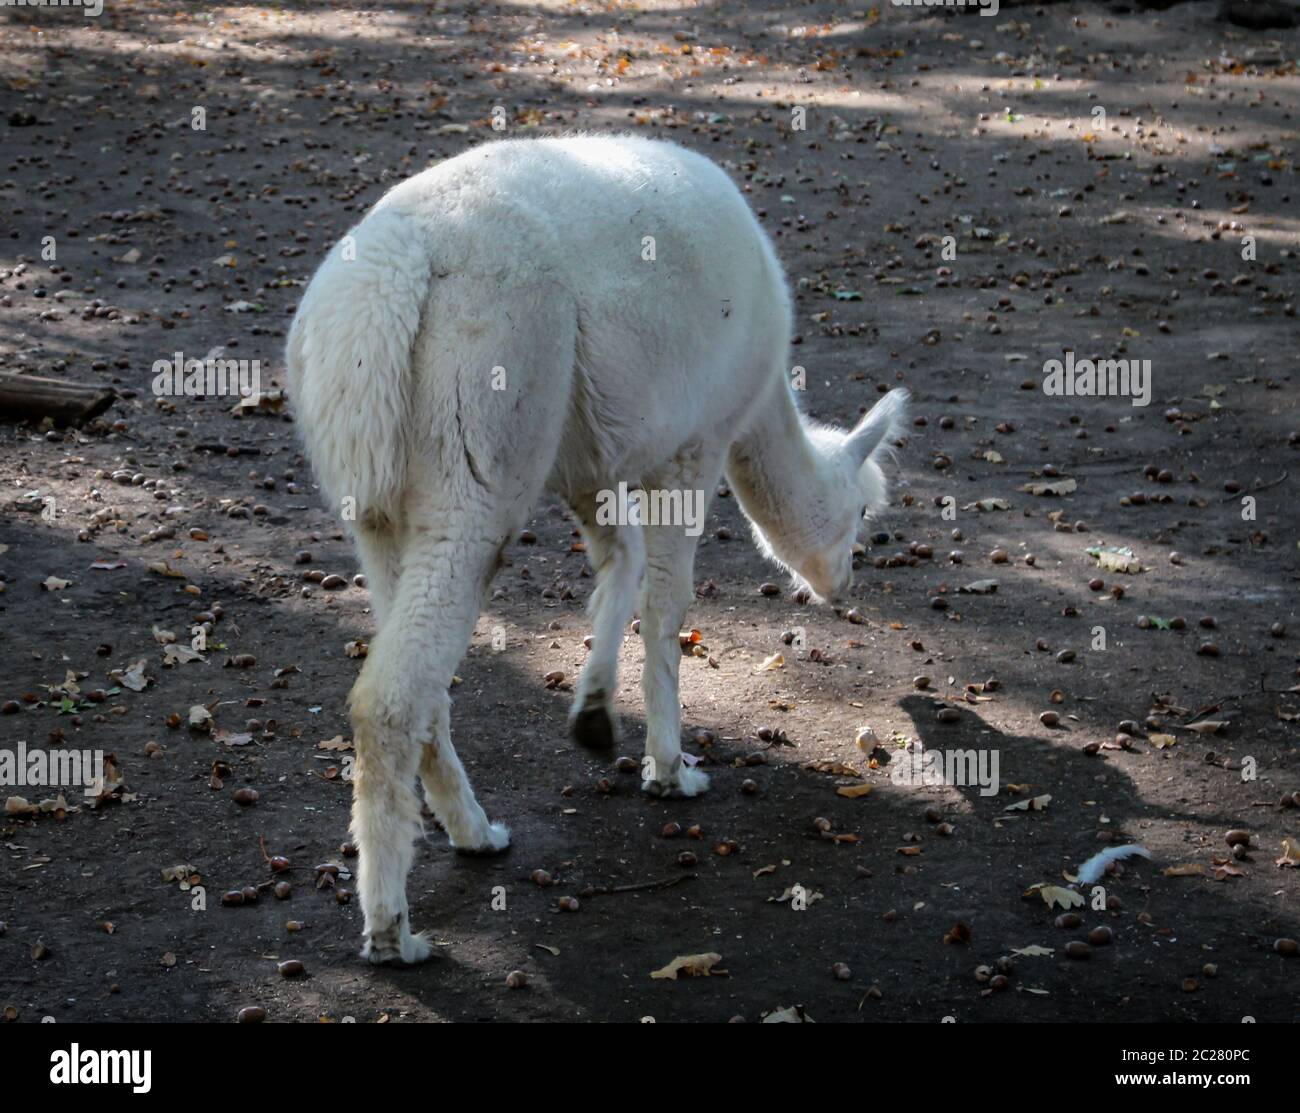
left=1221, top=471, right=1288, bottom=501
left=579, top=874, right=697, bottom=898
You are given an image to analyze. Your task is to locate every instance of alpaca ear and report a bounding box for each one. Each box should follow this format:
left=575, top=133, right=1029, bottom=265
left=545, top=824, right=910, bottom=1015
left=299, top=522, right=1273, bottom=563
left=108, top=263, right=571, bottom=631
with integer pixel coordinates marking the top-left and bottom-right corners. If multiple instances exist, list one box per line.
left=845, top=389, right=909, bottom=468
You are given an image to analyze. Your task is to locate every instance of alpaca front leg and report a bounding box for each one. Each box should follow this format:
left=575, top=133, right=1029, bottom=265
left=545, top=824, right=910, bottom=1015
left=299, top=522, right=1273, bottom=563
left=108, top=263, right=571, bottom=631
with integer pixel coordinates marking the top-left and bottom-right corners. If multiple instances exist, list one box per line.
left=638, top=527, right=710, bottom=798
left=349, top=672, right=431, bottom=965
left=567, top=501, right=646, bottom=752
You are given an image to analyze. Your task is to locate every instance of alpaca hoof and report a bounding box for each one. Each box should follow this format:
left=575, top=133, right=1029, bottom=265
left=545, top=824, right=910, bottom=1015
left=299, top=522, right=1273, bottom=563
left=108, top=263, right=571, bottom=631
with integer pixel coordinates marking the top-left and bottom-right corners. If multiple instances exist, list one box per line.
left=453, top=820, right=511, bottom=857
left=570, top=703, right=616, bottom=752
left=362, top=927, right=433, bottom=966
left=643, top=765, right=711, bottom=799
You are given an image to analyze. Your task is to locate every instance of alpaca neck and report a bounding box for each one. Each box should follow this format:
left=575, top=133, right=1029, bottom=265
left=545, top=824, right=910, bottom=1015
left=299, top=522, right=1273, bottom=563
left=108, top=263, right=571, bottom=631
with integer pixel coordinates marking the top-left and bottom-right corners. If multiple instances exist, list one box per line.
left=726, top=380, right=836, bottom=553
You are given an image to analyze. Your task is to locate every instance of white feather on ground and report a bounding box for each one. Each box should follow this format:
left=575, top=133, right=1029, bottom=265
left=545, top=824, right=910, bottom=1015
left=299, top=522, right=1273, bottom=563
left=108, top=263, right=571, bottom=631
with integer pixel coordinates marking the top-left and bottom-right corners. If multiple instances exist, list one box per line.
left=1075, top=845, right=1153, bottom=884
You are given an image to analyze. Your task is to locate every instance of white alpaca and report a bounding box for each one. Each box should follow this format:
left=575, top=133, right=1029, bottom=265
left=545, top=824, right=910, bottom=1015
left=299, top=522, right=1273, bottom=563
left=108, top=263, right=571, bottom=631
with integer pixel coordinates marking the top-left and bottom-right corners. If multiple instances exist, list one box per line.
left=286, top=135, right=907, bottom=964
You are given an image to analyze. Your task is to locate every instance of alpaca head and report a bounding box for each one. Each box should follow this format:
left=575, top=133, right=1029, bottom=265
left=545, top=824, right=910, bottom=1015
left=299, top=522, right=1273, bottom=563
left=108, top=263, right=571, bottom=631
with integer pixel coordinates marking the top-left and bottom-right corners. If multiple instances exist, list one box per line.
left=748, top=389, right=908, bottom=604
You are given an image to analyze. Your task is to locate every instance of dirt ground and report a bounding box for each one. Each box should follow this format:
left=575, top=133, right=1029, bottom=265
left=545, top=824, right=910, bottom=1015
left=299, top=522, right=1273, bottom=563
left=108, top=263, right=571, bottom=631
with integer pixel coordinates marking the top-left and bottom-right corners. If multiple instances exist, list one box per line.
left=1, top=0, right=1297, bottom=1024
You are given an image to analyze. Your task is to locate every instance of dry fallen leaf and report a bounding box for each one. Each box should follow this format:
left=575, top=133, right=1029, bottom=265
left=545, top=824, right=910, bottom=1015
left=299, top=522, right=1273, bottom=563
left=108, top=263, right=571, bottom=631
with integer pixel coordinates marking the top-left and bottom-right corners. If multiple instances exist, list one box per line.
left=1150, top=733, right=1177, bottom=749
left=1087, top=546, right=1142, bottom=574
left=213, top=730, right=254, bottom=747
left=1162, top=863, right=1206, bottom=878
left=836, top=783, right=873, bottom=799
left=1019, top=478, right=1077, bottom=496
left=649, top=952, right=722, bottom=980
left=1004, top=794, right=1051, bottom=813
left=1026, top=884, right=1084, bottom=911
left=163, top=644, right=203, bottom=666
left=161, top=864, right=199, bottom=884
left=755, top=652, right=785, bottom=672
left=118, top=660, right=150, bottom=692
left=317, top=735, right=353, bottom=752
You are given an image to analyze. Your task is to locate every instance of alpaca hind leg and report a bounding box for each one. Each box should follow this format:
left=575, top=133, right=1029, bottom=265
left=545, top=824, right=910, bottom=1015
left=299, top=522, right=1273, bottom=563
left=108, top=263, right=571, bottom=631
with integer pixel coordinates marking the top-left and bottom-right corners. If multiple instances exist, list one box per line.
left=350, top=272, right=573, bottom=959
left=350, top=525, right=508, bottom=963
left=418, top=687, right=511, bottom=854
left=349, top=656, right=431, bottom=965
left=350, top=514, right=403, bottom=628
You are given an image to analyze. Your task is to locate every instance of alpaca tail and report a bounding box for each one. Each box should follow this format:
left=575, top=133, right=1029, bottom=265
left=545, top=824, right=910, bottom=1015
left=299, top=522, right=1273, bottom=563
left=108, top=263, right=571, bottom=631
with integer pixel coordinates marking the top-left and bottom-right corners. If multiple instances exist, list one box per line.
left=285, top=208, right=432, bottom=523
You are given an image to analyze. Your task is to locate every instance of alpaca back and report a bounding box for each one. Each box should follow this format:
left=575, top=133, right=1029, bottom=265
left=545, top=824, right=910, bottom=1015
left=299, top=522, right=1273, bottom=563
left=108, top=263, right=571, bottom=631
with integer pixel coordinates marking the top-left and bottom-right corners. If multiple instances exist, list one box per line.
left=288, top=137, right=794, bottom=515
